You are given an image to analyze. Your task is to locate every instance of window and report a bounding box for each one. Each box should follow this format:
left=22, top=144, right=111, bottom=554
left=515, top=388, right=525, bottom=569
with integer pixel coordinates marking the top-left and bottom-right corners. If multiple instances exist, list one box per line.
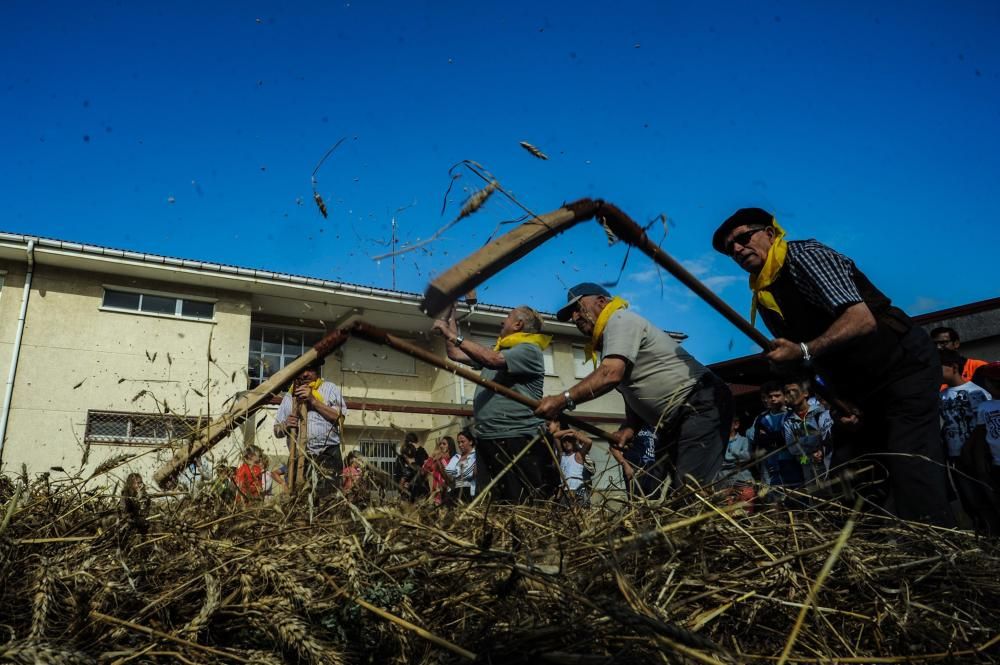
left=248, top=325, right=324, bottom=388
left=101, top=288, right=215, bottom=321
left=341, top=337, right=417, bottom=376
left=472, top=334, right=556, bottom=375
left=572, top=346, right=593, bottom=379
left=85, top=410, right=204, bottom=446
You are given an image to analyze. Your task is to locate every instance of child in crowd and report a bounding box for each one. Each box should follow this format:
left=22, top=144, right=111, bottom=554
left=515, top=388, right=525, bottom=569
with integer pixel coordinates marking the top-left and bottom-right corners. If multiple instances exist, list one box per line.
left=955, top=363, right=1000, bottom=535
left=234, top=446, right=267, bottom=503
left=940, top=349, right=993, bottom=463
left=342, top=451, right=364, bottom=493
left=782, top=378, right=832, bottom=489
left=610, top=425, right=667, bottom=501
left=553, top=424, right=593, bottom=508
left=720, top=416, right=755, bottom=511
left=747, top=381, right=796, bottom=489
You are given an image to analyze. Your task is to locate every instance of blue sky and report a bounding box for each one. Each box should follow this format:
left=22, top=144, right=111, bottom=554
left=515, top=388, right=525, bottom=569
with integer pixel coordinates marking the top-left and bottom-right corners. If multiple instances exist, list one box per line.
left=4, top=1, right=998, bottom=362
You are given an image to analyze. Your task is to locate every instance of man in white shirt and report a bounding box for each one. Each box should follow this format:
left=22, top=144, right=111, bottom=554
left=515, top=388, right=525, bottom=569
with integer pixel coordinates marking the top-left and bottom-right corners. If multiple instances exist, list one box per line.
left=274, top=360, right=348, bottom=499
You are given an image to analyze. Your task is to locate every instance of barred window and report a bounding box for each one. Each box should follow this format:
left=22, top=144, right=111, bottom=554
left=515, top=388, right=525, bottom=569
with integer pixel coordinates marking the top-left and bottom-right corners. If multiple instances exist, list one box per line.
left=85, top=410, right=205, bottom=446
left=359, top=438, right=400, bottom=485
left=248, top=325, right=324, bottom=389
left=101, top=288, right=215, bottom=321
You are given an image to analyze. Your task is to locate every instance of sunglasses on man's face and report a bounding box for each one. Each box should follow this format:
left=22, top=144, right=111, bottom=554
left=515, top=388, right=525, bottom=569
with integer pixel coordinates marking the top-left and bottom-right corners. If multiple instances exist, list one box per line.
left=725, top=227, right=768, bottom=256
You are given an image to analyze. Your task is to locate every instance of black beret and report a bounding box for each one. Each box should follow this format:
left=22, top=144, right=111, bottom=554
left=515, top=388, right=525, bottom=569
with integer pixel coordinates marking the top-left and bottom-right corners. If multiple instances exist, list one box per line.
left=711, top=208, right=774, bottom=253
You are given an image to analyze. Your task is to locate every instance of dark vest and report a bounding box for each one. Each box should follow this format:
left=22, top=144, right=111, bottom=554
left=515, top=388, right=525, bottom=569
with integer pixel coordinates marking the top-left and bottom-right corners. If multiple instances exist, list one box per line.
left=758, top=262, right=922, bottom=400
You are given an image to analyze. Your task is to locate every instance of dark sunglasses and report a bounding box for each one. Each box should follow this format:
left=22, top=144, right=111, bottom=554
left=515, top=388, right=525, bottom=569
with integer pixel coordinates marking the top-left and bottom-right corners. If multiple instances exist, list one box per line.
left=725, top=227, right=768, bottom=256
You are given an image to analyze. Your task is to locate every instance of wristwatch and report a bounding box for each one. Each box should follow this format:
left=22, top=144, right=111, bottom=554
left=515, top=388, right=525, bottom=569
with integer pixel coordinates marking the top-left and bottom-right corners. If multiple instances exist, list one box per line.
left=799, top=342, right=813, bottom=365
left=452, top=335, right=465, bottom=347
left=563, top=391, right=576, bottom=411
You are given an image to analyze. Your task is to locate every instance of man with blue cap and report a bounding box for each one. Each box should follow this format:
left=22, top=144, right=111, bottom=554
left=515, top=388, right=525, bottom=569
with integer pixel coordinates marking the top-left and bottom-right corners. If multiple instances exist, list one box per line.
left=535, top=283, right=731, bottom=489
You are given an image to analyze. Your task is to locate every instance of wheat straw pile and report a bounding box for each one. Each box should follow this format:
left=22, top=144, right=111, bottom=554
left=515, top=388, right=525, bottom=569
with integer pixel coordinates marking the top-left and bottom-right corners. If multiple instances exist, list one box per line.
left=0, top=471, right=998, bottom=665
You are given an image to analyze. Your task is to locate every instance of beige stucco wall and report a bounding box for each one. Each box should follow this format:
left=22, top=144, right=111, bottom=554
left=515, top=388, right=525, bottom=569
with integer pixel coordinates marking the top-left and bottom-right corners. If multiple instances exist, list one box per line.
left=0, top=264, right=252, bottom=480
left=0, top=256, right=627, bottom=490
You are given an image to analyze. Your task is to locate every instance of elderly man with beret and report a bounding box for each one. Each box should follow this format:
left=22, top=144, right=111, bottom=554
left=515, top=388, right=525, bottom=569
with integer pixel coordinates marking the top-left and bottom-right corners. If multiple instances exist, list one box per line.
left=712, top=208, right=953, bottom=526
left=535, top=283, right=731, bottom=490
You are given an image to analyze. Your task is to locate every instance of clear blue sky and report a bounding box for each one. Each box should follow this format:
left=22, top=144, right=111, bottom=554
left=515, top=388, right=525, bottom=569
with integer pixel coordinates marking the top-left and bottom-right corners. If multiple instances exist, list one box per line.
left=4, top=1, right=998, bottom=362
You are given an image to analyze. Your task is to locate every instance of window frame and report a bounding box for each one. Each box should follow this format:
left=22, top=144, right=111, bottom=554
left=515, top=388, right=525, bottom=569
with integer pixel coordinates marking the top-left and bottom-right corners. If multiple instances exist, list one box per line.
left=571, top=345, right=593, bottom=379
left=247, top=323, right=326, bottom=388
left=100, top=285, right=217, bottom=322
left=84, top=410, right=206, bottom=447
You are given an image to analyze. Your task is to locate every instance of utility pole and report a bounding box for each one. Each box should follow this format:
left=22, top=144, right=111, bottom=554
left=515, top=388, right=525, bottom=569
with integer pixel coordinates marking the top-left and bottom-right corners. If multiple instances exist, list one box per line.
left=390, top=216, right=397, bottom=290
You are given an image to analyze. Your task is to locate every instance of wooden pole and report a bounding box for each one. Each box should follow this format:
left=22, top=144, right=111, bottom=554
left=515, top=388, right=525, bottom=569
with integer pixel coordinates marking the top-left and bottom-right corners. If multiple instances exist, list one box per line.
left=421, top=199, right=600, bottom=318
left=419, top=199, right=859, bottom=415
left=348, top=321, right=616, bottom=445
left=596, top=202, right=771, bottom=348
left=153, top=329, right=349, bottom=489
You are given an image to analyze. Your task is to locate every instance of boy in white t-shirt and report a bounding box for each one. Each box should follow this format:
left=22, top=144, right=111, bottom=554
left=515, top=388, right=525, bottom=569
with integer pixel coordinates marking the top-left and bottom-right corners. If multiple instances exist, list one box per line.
left=940, top=350, right=992, bottom=461
left=961, top=363, right=1000, bottom=535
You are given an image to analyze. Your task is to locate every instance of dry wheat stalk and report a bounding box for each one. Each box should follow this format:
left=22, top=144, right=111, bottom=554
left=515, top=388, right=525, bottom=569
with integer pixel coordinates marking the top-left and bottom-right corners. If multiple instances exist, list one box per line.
left=0, top=640, right=93, bottom=665
left=243, top=650, right=286, bottom=665
left=251, top=597, right=347, bottom=665
left=181, top=572, right=220, bottom=638
left=519, top=141, right=549, bottom=160
left=88, top=454, right=134, bottom=479
left=313, top=192, right=328, bottom=219
left=29, top=558, right=56, bottom=640
left=456, top=180, right=498, bottom=221
left=250, top=556, right=314, bottom=606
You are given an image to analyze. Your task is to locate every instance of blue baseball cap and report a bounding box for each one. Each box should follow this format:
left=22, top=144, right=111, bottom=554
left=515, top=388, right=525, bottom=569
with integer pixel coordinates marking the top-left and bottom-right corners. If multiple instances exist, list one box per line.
left=556, top=282, right=611, bottom=322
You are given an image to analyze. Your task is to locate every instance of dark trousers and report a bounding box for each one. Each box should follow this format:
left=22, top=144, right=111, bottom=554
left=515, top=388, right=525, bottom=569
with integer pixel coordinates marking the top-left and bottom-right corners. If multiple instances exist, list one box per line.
left=477, top=434, right=556, bottom=504
left=659, top=374, right=731, bottom=488
left=832, top=328, right=955, bottom=527
left=307, top=446, right=343, bottom=500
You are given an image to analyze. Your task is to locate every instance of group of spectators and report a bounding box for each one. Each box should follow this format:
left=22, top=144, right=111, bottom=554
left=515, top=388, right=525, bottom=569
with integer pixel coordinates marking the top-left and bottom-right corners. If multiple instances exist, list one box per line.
left=934, top=327, right=1000, bottom=533
left=394, top=430, right=478, bottom=505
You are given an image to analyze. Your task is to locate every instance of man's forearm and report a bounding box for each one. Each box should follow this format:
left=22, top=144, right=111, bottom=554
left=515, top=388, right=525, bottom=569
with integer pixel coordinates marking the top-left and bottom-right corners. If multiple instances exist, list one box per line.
left=569, top=359, right=625, bottom=405
left=808, top=302, right=877, bottom=358
left=454, top=339, right=506, bottom=369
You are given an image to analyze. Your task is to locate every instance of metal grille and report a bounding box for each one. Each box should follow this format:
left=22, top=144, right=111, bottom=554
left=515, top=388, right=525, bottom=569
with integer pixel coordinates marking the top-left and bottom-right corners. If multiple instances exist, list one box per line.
left=85, top=410, right=206, bottom=446
left=359, top=438, right=399, bottom=484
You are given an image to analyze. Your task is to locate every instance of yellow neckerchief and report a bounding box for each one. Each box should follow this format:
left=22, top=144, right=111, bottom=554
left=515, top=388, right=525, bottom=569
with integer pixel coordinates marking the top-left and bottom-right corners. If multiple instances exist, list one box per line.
left=585, top=296, right=629, bottom=367
left=748, top=219, right=788, bottom=327
left=494, top=332, right=552, bottom=351
left=289, top=378, right=325, bottom=404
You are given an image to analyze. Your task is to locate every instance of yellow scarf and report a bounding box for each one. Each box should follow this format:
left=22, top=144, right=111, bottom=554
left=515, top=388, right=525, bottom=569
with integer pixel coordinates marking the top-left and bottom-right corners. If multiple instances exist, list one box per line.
left=585, top=297, right=629, bottom=366
left=494, top=332, right=552, bottom=351
left=748, top=219, right=788, bottom=327
left=289, top=378, right=325, bottom=404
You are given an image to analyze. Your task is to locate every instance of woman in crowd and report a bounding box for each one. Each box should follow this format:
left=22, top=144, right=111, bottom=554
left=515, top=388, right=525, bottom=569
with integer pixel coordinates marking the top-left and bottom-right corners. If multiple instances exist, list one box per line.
left=424, top=436, right=457, bottom=505
left=445, top=430, right=477, bottom=503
